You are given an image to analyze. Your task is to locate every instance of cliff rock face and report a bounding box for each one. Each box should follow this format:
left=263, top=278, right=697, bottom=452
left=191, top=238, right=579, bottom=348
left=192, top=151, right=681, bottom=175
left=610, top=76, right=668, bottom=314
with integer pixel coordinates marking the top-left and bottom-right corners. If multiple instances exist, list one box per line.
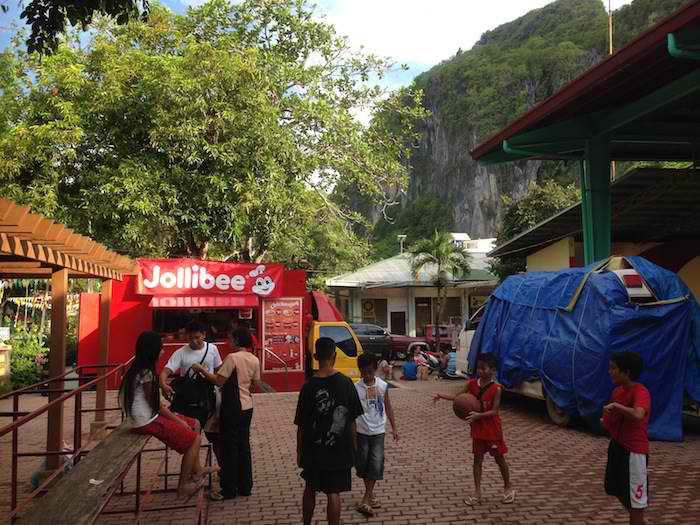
left=402, top=0, right=689, bottom=239
left=408, top=95, right=541, bottom=238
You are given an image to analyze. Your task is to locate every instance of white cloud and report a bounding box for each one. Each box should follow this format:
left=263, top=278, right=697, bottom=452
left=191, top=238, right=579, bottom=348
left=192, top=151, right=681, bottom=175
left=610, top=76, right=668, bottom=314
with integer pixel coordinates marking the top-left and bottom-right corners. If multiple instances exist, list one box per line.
left=321, top=0, right=633, bottom=71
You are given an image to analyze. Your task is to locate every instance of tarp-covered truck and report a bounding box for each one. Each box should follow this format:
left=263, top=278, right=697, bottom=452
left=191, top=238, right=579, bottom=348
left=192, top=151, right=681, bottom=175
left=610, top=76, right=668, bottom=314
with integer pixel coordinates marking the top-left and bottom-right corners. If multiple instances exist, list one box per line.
left=462, top=256, right=700, bottom=441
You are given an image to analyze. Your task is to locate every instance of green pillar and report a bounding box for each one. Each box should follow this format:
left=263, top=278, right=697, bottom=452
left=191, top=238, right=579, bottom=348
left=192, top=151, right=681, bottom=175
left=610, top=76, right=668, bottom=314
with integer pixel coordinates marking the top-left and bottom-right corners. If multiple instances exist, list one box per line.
left=581, top=136, right=612, bottom=265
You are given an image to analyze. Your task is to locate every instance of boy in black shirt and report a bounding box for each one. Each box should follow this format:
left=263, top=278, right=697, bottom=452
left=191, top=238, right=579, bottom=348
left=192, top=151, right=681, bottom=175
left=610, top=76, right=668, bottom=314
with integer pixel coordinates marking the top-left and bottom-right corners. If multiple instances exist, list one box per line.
left=295, top=337, right=363, bottom=525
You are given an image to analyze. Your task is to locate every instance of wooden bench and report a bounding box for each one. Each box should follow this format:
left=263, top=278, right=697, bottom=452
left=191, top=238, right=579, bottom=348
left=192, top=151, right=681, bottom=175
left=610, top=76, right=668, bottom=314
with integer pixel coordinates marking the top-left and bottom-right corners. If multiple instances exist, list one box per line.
left=20, top=424, right=151, bottom=525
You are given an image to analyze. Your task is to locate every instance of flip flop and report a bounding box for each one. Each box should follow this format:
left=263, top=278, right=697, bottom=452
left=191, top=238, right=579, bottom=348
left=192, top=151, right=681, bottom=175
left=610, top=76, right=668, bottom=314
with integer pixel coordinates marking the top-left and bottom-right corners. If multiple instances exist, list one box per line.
left=464, top=496, right=481, bottom=506
left=192, top=465, right=220, bottom=482
left=503, top=489, right=516, bottom=504
left=355, top=503, right=374, bottom=517
left=209, top=490, right=224, bottom=501
left=179, top=477, right=207, bottom=502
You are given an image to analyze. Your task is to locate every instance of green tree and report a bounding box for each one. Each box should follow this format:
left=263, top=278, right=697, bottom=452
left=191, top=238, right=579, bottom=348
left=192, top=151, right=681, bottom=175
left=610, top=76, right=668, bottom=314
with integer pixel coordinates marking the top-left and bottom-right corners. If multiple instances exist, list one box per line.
left=0, top=0, right=425, bottom=279
left=1, top=0, right=149, bottom=54
left=409, top=230, right=470, bottom=350
left=491, top=181, right=579, bottom=280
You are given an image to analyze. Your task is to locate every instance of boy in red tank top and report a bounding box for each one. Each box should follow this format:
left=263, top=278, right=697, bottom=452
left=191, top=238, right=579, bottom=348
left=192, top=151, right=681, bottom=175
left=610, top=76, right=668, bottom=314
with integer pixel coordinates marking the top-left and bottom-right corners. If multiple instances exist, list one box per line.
left=434, top=353, right=514, bottom=506
left=602, top=352, right=651, bottom=525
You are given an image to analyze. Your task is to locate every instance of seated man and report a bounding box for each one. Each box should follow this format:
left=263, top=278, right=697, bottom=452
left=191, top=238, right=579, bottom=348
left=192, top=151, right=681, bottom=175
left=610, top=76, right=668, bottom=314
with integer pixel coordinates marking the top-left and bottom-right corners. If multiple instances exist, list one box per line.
left=376, top=351, right=393, bottom=380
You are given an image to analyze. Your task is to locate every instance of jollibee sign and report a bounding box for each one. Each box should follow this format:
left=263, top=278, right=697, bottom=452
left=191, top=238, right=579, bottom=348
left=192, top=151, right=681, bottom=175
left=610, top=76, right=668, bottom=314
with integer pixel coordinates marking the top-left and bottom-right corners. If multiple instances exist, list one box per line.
left=137, top=259, right=284, bottom=298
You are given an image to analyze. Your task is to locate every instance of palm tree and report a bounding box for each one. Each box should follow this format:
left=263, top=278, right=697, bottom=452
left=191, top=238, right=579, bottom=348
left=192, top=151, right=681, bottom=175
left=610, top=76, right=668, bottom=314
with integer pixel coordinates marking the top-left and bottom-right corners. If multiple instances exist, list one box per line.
left=409, top=230, right=471, bottom=351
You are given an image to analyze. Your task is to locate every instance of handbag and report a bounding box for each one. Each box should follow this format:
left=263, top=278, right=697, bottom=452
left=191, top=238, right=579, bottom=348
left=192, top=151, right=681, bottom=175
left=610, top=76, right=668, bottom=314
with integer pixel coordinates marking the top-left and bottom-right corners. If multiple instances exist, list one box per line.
left=170, top=343, right=215, bottom=426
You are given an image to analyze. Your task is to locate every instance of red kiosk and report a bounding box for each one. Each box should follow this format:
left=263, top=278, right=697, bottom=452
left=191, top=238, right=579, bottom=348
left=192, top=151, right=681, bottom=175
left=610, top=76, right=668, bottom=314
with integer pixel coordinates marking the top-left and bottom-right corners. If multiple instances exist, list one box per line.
left=78, top=258, right=355, bottom=392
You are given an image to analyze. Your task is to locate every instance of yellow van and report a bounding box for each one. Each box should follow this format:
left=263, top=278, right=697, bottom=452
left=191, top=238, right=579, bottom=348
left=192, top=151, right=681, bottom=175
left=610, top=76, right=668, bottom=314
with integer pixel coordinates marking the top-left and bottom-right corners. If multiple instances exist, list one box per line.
left=307, top=321, right=363, bottom=380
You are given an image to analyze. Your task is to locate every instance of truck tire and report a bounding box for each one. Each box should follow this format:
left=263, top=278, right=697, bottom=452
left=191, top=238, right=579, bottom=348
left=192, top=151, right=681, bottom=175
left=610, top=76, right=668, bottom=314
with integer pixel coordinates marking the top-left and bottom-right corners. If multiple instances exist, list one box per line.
left=546, top=396, right=571, bottom=427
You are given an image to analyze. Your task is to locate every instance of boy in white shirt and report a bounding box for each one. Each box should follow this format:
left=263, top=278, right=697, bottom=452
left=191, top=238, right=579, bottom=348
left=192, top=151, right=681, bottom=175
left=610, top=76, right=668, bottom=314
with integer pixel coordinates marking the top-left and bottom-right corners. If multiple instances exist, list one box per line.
left=159, top=320, right=222, bottom=428
left=160, top=320, right=223, bottom=399
left=354, top=354, right=399, bottom=517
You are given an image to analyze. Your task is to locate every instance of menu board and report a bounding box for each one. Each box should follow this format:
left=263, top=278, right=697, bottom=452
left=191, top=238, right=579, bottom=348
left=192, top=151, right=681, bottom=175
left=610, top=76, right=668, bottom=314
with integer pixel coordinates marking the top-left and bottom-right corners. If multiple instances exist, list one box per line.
left=262, top=298, right=303, bottom=372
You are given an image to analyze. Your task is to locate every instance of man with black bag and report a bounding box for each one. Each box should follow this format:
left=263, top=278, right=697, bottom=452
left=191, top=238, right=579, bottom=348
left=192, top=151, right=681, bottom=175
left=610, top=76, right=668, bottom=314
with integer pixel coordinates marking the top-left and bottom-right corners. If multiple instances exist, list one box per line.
left=160, top=320, right=222, bottom=428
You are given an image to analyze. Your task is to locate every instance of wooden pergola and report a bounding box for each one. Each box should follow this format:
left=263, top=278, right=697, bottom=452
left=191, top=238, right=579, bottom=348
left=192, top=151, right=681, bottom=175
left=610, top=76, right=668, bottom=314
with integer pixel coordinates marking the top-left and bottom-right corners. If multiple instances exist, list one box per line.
left=0, top=198, right=138, bottom=468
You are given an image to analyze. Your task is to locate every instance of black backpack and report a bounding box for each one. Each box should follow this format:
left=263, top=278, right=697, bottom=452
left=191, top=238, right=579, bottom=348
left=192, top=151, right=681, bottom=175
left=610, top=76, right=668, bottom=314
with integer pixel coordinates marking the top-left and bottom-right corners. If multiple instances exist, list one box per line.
left=170, top=343, right=216, bottom=427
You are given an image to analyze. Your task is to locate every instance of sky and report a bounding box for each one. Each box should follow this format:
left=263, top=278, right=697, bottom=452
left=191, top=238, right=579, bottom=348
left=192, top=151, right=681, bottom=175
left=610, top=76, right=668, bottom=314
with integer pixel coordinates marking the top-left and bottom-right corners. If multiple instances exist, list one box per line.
left=180, top=0, right=635, bottom=88
left=1, top=0, right=635, bottom=87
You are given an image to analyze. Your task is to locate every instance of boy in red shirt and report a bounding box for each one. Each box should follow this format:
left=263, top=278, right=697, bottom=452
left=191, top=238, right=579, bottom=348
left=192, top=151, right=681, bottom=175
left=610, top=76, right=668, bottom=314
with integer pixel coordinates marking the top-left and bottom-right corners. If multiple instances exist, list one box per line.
left=602, top=352, right=651, bottom=525
left=434, top=353, right=514, bottom=506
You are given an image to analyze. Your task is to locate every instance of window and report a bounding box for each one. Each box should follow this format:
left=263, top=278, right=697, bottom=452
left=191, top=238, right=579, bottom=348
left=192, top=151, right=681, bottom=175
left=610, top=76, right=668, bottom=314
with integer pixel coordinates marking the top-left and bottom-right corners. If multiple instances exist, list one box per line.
left=361, top=298, right=388, bottom=327
left=320, top=325, right=358, bottom=357
left=351, top=324, right=367, bottom=335
left=367, top=325, right=386, bottom=336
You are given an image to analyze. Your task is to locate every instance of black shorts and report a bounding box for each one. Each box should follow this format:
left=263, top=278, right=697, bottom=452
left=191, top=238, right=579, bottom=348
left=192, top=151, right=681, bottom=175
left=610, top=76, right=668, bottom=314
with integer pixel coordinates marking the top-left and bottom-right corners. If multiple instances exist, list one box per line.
left=301, top=468, right=352, bottom=494
left=605, top=440, right=649, bottom=509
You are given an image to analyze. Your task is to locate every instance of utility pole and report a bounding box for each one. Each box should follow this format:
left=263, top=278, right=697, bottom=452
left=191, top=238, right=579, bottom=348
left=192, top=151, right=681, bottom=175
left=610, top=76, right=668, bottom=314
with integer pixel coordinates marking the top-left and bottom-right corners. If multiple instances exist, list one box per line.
left=609, top=0, right=617, bottom=181
left=608, top=0, right=614, bottom=55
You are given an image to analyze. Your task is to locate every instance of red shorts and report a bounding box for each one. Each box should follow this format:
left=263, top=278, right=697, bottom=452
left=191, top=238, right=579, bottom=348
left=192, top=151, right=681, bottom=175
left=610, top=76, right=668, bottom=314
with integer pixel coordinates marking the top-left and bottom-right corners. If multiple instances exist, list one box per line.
left=472, top=438, right=508, bottom=457
left=133, top=415, right=198, bottom=454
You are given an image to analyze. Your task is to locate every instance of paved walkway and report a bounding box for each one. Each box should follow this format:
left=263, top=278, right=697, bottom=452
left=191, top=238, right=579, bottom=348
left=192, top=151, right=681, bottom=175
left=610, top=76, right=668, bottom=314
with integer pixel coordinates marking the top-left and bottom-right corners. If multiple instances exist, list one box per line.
left=3, top=379, right=700, bottom=524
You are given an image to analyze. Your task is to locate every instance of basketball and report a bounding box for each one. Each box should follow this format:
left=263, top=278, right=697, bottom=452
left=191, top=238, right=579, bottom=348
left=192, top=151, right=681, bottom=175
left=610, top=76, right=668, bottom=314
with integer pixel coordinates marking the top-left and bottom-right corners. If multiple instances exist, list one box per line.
left=453, top=393, right=481, bottom=420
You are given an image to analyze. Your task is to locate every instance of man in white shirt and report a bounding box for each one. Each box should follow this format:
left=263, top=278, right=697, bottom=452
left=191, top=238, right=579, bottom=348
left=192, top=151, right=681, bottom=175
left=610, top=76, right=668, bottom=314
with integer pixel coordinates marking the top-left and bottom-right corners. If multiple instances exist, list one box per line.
left=160, top=320, right=223, bottom=399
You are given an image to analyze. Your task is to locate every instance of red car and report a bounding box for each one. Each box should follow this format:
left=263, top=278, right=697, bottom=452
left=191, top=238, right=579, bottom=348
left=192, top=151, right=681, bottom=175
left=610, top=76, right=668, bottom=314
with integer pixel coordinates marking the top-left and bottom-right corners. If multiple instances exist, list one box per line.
left=389, top=325, right=455, bottom=360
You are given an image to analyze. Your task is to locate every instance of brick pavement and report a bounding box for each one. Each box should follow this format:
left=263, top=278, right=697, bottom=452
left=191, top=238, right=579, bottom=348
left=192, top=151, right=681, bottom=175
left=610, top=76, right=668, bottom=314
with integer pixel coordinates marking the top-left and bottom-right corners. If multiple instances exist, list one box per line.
left=3, top=379, right=700, bottom=524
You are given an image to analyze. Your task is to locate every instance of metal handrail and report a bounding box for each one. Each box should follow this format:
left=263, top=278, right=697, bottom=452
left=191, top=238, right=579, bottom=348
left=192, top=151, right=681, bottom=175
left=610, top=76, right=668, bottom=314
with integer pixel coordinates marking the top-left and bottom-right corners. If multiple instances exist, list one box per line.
left=0, top=363, right=123, bottom=401
left=2, top=357, right=208, bottom=525
left=263, top=347, right=290, bottom=391
left=0, top=359, right=133, bottom=439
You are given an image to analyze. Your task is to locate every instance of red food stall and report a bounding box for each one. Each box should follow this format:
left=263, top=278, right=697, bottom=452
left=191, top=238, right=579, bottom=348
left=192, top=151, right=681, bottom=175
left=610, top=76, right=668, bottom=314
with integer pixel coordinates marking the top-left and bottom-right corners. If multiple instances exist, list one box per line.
left=78, top=259, right=345, bottom=392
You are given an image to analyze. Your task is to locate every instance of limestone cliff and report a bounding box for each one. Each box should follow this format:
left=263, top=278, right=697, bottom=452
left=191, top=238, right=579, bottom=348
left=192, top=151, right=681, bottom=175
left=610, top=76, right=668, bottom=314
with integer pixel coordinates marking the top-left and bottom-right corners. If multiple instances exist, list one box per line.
left=401, top=0, right=688, bottom=238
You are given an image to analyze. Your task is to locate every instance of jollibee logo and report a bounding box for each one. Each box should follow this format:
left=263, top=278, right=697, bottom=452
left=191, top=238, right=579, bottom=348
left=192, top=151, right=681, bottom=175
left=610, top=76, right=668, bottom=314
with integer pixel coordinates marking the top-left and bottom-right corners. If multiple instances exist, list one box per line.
left=252, top=275, right=275, bottom=296
left=143, top=264, right=246, bottom=291
left=141, top=262, right=279, bottom=296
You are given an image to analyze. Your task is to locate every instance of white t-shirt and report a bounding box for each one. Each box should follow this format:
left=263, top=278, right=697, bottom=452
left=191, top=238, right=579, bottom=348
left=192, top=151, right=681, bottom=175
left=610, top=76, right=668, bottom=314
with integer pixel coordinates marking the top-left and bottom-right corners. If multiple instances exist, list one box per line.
left=128, top=370, right=159, bottom=428
left=355, top=377, right=388, bottom=436
left=165, top=342, right=222, bottom=377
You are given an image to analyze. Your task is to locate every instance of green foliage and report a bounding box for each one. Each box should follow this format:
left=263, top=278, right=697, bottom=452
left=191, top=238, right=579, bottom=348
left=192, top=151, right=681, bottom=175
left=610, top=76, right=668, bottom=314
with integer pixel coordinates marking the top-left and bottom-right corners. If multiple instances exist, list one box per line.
left=0, top=0, right=424, bottom=280
left=409, top=230, right=471, bottom=283
left=414, top=0, right=608, bottom=137
left=613, top=0, right=690, bottom=51
left=10, top=1, right=149, bottom=54
left=409, top=230, right=470, bottom=334
left=491, top=181, right=579, bottom=280
left=371, top=194, right=455, bottom=260
left=8, top=327, right=49, bottom=389
left=412, top=0, right=687, bottom=137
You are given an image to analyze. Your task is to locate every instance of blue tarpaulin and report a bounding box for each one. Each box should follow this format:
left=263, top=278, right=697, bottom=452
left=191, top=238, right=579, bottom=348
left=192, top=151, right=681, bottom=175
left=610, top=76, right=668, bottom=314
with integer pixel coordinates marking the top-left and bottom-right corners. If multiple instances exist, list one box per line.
left=468, top=257, right=700, bottom=442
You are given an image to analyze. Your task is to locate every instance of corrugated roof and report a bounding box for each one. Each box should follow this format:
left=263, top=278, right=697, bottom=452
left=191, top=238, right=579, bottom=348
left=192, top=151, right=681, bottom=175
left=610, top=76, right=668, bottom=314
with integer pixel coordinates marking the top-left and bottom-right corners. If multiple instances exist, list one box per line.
left=326, top=252, right=496, bottom=288
left=490, top=168, right=700, bottom=258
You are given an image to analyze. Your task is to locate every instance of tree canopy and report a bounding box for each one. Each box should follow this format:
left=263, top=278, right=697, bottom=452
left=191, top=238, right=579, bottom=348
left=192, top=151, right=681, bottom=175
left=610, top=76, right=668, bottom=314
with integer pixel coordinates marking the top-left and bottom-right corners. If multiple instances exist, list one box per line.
left=1, top=0, right=149, bottom=54
left=490, top=181, right=579, bottom=280
left=0, top=0, right=425, bottom=279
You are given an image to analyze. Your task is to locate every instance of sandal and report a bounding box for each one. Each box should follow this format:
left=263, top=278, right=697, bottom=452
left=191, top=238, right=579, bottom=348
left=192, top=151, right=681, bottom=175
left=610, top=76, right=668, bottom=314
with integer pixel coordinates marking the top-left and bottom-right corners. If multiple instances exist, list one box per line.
left=464, top=496, right=481, bottom=506
left=503, top=489, right=516, bottom=504
left=355, top=503, right=374, bottom=517
left=179, top=477, right=207, bottom=502
left=192, top=465, right=220, bottom=482
left=209, top=490, right=224, bottom=501
left=369, top=497, right=381, bottom=509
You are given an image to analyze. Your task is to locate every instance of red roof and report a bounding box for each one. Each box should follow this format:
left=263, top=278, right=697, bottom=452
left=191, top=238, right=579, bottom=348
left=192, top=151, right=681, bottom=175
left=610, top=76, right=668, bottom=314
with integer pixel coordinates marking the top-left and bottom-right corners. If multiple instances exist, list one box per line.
left=471, top=0, right=700, bottom=161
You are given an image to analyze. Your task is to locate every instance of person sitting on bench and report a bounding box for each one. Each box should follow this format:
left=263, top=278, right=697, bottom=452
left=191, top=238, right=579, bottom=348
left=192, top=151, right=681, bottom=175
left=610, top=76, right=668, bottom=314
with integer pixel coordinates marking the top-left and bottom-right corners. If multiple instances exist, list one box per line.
left=120, top=331, right=218, bottom=500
